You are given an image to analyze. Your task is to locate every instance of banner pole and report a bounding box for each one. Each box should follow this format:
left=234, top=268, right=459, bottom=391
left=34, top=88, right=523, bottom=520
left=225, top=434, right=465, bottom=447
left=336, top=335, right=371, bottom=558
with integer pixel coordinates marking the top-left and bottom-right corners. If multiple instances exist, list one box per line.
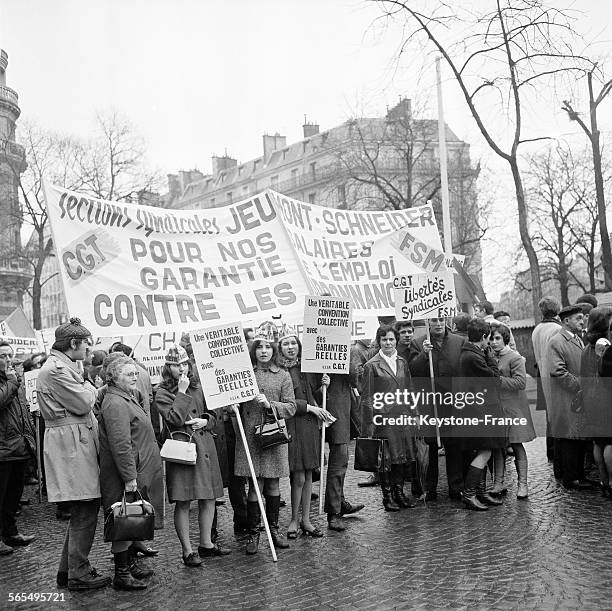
left=232, top=405, right=277, bottom=562
left=426, top=326, right=441, bottom=448
left=318, top=385, right=327, bottom=515
left=35, top=413, right=42, bottom=503
left=159, top=414, right=166, bottom=522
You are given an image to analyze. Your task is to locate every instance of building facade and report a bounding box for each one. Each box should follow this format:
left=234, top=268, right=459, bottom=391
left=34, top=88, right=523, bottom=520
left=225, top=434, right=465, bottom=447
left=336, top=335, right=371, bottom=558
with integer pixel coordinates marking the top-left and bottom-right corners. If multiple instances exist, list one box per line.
left=0, top=48, right=31, bottom=314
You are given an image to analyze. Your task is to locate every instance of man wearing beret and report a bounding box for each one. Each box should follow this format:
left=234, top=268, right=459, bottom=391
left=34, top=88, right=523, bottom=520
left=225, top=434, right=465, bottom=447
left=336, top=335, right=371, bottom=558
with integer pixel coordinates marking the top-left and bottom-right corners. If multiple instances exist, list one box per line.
left=545, top=304, right=591, bottom=489
left=37, top=318, right=111, bottom=591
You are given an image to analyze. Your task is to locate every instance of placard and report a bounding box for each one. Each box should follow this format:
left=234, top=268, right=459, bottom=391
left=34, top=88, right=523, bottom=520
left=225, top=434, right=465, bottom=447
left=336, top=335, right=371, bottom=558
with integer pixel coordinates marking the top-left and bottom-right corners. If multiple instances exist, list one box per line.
left=301, top=295, right=352, bottom=373
left=190, top=322, right=259, bottom=410
left=24, top=370, right=40, bottom=413
left=394, top=272, right=458, bottom=321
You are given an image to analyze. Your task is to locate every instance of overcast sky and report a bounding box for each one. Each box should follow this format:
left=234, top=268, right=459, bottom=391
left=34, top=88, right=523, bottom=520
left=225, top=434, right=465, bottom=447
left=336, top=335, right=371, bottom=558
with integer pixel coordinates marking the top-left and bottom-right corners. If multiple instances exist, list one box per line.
left=1, top=0, right=610, bottom=301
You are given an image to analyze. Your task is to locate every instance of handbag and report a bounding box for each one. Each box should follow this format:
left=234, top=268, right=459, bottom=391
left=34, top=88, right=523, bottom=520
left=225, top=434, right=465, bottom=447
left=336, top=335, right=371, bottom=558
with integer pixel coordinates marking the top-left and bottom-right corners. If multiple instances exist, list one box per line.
left=354, top=437, right=390, bottom=473
left=160, top=430, right=197, bottom=465
left=254, top=404, right=291, bottom=450
left=104, top=490, right=155, bottom=542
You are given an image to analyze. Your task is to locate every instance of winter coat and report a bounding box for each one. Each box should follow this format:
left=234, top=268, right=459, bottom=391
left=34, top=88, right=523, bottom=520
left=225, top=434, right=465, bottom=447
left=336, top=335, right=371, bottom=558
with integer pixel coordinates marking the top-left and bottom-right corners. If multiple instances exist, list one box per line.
left=457, top=343, right=506, bottom=450
left=155, top=382, right=223, bottom=502
left=285, top=364, right=320, bottom=472
left=496, top=347, right=536, bottom=444
left=98, top=386, right=162, bottom=511
left=547, top=329, right=584, bottom=439
left=0, top=371, right=35, bottom=462
left=37, top=349, right=100, bottom=503
left=581, top=345, right=612, bottom=441
left=361, top=352, right=415, bottom=464
left=532, top=318, right=562, bottom=411
left=234, top=364, right=296, bottom=479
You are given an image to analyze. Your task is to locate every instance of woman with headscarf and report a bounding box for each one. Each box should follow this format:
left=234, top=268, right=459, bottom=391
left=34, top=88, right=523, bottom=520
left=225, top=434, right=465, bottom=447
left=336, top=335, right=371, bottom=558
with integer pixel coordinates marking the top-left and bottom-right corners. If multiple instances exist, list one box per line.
left=155, top=344, right=229, bottom=567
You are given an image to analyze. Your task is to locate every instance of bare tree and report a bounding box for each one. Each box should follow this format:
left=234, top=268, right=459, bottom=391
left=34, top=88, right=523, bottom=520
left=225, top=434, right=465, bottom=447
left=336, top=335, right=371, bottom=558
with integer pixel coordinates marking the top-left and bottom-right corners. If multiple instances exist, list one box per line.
left=375, top=0, right=590, bottom=317
left=561, top=64, right=612, bottom=288
left=525, top=143, right=598, bottom=305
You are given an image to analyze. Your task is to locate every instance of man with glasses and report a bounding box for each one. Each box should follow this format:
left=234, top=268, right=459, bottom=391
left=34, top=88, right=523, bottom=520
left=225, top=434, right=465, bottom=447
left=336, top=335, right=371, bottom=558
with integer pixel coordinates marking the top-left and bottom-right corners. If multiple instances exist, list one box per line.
left=0, top=342, right=36, bottom=556
left=37, top=318, right=111, bottom=591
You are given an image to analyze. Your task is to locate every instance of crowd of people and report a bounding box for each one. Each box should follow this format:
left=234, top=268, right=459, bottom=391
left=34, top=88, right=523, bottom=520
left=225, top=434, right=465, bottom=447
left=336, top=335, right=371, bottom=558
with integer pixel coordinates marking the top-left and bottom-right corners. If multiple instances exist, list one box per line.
left=0, top=294, right=610, bottom=592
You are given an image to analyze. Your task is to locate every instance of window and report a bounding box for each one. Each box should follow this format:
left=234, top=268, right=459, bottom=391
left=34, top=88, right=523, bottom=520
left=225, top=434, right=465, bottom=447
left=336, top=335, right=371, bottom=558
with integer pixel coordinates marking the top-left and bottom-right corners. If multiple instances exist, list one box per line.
left=308, top=193, right=315, bottom=204
left=210, top=198, right=215, bottom=206
left=238, top=165, right=244, bottom=176
left=337, top=184, right=346, bottom=205
left=253, top=159, right=260, bottom=172
left=310, top=162, right=316, bottom=179
left=227, top=192, right=233, bottom=204
left=291, top=168, right=299, bottom=186
left=270, top=175, right=279, bottom=188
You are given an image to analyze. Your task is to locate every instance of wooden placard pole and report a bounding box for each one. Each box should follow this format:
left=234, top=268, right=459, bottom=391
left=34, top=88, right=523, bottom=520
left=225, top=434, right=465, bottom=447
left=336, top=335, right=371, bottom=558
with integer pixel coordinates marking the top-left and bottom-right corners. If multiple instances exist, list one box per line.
left=426, top=326, right=442, bottom=448
left=159, top=413, right=166, bottom=522
left=35, top=413, right=42, bottom=503
left=318, top=385, right=327, bottom=515
left=232, top=405, right=278, bottom=562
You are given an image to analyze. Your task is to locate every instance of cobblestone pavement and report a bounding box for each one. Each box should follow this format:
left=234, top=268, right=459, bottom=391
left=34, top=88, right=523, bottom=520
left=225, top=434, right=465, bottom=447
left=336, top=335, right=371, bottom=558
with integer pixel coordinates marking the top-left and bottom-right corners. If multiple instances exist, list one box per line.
left=1, top=433, right=611, bottom=610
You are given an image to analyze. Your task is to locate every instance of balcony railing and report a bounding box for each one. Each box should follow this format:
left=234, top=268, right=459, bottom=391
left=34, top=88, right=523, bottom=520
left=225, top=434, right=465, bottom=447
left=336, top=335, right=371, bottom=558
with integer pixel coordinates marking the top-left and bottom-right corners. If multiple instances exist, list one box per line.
left=0, top=257, right=31, bottom=276
left=0, top=85, right=19, bottom=107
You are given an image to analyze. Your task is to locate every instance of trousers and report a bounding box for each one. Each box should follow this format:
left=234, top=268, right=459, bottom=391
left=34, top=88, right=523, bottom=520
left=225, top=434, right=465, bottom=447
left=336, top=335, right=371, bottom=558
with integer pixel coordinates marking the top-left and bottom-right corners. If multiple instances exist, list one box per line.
left=0, top=460, right=27, bottom=539
left=324, top=443, right=348, bottom=515
left=58, top=499, right=101, bottom=579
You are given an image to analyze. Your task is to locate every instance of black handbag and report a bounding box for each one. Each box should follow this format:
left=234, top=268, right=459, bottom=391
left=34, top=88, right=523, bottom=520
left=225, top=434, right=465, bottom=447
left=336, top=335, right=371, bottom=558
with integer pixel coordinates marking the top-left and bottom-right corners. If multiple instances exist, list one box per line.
left=104, top=490, right=155, bottom=542
left=354, top=437, right=390, bottom=473
left=254, top=404, right=291, bottom=450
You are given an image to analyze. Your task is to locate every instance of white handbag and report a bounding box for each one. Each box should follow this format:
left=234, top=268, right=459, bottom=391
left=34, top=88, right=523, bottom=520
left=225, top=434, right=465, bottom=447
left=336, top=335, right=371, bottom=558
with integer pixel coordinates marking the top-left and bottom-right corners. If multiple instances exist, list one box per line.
left=160, top=431, right=197, bottom=466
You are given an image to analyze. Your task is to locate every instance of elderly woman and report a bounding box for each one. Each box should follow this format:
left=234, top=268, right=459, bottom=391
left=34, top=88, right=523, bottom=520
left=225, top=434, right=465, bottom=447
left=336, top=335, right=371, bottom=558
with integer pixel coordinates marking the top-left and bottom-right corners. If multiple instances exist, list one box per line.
left=489, top=323, right=536, bottom=499
left=362, top=325, right=416, bottom=512
left=276, top=325, right=328, bottom=538
left=155, top=344, right=228, bottom=567
left=98, top=355, right=162, bottom=591
left=234, top=325, right=296, bottom=555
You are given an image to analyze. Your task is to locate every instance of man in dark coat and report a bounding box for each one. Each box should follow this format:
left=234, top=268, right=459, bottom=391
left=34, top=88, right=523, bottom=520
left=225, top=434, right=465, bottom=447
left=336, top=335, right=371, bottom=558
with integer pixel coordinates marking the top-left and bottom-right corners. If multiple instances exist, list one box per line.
left=0, top=342, right=36, bottom=555
left=546, top=304, right=590, bottom=489
left=407, top=319, right=466, bottom=500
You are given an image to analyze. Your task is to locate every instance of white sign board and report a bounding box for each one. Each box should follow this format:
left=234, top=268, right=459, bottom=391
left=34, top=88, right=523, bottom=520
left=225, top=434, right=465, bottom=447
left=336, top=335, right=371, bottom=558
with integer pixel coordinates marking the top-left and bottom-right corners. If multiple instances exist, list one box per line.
left=24, top=370, right=40, bottom=413
left=0, top=336, right=42, bottom=356
left=190, top=322, right=259, bottom=410
left=301, top=296, right=352, bottom=374
left=394, top=272, right=458, bottom=321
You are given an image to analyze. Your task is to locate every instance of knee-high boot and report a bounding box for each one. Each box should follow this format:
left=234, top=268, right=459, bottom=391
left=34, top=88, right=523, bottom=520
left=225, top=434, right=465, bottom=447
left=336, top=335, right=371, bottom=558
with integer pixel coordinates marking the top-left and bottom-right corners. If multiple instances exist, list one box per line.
left=380, top=472, right=399, bottom=512
left=265, top=495, right=289, bottom=549
left=462, top=466, right=488, bottom=511
left=113, top=551, right=147, bottom=591
left=515, top=455, right=529, bottom=499
left=245, top=501, right=261, bottom=555
left=477, top=467, right=503, bottom=506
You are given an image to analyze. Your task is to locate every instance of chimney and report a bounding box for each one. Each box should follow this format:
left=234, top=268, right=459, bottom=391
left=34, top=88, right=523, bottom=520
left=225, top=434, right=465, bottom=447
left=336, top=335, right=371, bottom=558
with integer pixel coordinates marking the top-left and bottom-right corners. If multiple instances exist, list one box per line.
left=386, top=98, right=412, bottom=122
left=211, top=155, right=237, bottom=176
left=302, top=117, right=319, bottom=138
left=262, top=133, right=287, bottom=162
left=167, top=174, right=181, bottom=197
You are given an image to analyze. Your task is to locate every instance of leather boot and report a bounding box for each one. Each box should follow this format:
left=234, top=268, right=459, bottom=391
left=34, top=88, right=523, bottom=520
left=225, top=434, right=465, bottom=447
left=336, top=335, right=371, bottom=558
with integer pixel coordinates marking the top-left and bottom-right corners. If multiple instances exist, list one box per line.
left=113, top=551, right=147, bottom=591
left=462, top=466, right=488, bottom=511
left=265, top=495, right=289, bottom=549
left=516, top=455, right=529, bottom=500
left=245, top=501, right=261, bottom=555
left=381, top=473, right=399, bottom=512
left=477, top=469, right=503, bottom=506
left=391, top=484, right=415, bottom=508
left=128, top=546, right=154, bottom=579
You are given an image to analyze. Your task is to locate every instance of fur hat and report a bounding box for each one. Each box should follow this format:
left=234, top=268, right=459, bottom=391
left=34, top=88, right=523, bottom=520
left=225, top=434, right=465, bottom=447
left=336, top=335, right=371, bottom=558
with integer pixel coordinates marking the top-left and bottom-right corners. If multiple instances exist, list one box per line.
left=54, top=317, right=91, bottom=341
left=165, top=343, right=190, bottom=365
left=559, top=304, right=583, bottom=319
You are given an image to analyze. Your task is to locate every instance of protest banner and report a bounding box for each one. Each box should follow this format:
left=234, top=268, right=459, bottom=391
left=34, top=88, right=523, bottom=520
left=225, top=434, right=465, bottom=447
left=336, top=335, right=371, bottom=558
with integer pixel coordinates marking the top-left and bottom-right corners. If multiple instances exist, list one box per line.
left=0, top=335, right=42, bottom=356
left=190, top=322, right=258, bottom=410
left=393, top=271, right=458, bottom=321
left=43, top=184, right=446, bottom=339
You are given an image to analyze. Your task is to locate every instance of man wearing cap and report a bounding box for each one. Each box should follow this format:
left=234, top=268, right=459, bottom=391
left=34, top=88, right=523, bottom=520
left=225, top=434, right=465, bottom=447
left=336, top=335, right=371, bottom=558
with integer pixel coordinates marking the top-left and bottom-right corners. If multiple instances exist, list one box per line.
left=37, top=318, right=111, bottom=591
left=545, top=305, right=590, bottom=489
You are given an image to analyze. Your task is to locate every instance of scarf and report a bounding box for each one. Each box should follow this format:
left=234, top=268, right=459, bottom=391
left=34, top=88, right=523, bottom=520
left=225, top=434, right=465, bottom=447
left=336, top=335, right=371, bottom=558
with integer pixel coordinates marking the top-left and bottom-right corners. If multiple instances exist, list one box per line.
left=277, top=355, right=299, bottom=370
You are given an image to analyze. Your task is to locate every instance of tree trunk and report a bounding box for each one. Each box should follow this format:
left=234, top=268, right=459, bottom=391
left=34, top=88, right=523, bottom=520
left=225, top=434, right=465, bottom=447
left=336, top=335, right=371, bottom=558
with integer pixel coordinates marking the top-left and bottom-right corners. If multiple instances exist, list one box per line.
left=509, top=158, right=541, bottom=317
left=32, top=273, right=42, bottom=331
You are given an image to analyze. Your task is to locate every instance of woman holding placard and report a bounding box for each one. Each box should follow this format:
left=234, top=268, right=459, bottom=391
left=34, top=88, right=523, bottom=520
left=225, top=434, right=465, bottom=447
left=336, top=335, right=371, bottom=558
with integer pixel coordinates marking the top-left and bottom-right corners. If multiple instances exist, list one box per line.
left=362, top=325, right=416, bottom=512
left=234, top=322, right=297, bottom=554
left=155, top=344, right=229, bottom=567
left=277, top=324, right=330, bottom=538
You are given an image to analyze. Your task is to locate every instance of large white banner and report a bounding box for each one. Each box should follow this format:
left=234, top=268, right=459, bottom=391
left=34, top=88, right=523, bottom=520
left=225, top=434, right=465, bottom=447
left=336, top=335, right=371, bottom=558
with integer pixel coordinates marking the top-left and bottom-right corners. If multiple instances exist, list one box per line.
left=44, top=185, right=445, bottom=338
